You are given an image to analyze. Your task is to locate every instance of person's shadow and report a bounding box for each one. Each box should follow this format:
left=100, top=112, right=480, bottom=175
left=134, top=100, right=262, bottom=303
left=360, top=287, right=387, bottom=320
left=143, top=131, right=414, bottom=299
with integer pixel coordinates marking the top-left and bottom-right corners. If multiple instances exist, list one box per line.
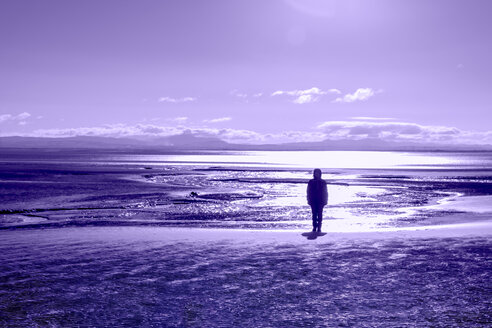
left=301, top=231, right=327, bottom=240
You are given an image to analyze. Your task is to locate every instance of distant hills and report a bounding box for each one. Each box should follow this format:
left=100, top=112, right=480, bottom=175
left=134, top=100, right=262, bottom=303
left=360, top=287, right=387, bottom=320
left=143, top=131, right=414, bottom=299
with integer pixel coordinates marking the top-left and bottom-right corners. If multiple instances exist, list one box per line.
left=1, top=134, right=491, bottom=151
left=0, top=134, right=229, bottom=150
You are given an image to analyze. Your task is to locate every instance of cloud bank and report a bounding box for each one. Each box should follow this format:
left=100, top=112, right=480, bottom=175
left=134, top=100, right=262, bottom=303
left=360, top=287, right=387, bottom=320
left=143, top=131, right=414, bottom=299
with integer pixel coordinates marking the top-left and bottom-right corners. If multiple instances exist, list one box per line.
left=21, top=123, right=324, bottom=144
left=316, top=120, right=490, bottom=145
left=4, top=119, right=488, bottom=147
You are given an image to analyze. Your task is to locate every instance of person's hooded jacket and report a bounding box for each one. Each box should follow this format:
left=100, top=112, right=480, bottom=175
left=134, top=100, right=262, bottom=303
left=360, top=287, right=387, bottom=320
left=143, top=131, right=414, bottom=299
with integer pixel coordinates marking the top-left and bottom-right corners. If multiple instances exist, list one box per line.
left=307, top=176, right=328, bottom=206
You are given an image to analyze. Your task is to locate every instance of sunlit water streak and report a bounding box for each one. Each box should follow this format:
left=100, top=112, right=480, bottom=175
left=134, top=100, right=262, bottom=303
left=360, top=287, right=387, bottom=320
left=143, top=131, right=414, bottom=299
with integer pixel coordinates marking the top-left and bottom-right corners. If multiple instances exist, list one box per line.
left=105, top=150, right=492, bottom=169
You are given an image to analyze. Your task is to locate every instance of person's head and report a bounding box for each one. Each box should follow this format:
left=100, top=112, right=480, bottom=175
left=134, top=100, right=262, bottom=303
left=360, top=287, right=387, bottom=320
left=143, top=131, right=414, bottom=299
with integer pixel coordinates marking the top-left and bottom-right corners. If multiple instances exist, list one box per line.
left=313, top=168, right=322, bottom=179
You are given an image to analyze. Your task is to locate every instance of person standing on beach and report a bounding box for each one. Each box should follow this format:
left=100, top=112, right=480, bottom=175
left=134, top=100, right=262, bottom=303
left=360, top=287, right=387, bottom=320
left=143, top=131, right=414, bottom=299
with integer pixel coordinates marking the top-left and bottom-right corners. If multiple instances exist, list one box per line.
left=307, top=168, right=328, bottom=233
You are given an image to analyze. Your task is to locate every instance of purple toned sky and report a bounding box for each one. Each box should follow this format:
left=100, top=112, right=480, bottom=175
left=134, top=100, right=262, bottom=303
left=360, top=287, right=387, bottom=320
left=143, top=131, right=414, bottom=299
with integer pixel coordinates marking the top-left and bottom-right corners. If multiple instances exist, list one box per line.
left=1, top=0, right=491, bottom=145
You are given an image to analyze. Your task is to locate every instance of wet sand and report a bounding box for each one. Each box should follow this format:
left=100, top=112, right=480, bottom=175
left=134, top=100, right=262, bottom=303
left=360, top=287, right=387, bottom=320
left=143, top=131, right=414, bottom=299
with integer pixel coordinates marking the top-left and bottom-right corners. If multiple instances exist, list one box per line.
left=1, top=222, right=491, bottom=327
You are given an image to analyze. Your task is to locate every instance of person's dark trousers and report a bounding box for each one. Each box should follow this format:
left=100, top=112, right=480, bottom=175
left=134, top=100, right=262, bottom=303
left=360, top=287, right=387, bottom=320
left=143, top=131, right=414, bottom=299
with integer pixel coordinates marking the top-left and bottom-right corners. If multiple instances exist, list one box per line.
left=311, top=203, right=324, bottom=231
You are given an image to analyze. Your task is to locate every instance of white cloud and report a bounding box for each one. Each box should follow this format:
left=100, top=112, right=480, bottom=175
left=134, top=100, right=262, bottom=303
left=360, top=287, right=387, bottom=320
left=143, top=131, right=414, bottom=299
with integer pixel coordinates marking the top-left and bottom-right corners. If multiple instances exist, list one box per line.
left=196, top=128, right=325, bottom=144
left=29, top=124, right=182, bottom=138
left=0, top=112, right=31, bottom=123
left=230, top=90, right=264, bottom=100
left=158, top=96, right=196, bottom=103
left=0, top=114, right=12, bottom=123
left=334, top=88, right=377, bottom=103
left=230, top=90, right=248, bottom=98
left=294, top=87, right=325, bottom=96
left=272, top=87, right=326, bottom=97
left=204, top=117, right=232, bottom=123
left=318, top=121, right=423, bottom=137
left=293, top=95, right=316, bottom=104
left=17, top=112, right=31, bottom=120
left=314, top=120, right=490, bottom=145
left=171, top=117, right=188, bottom=123
left=271, top=87, right=341, bottom=104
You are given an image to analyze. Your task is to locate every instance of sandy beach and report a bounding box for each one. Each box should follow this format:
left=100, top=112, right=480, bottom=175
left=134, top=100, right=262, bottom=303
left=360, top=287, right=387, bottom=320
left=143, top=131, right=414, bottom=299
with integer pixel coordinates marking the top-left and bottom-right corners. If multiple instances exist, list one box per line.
left=1, top=222, right=491, bottom=327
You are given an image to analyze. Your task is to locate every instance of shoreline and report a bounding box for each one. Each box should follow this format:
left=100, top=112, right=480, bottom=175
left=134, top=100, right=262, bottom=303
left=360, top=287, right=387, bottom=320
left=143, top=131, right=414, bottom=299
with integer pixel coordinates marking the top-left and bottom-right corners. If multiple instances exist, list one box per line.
left=1, top=220, right=491, bottom=246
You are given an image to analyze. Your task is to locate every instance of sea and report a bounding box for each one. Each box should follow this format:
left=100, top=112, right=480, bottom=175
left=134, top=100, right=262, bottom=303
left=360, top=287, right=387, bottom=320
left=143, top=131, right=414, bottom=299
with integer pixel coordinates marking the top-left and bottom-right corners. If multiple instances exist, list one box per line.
left=1, top=149, right=492, bottom=230
left=1, top=149, right=491, bottom=327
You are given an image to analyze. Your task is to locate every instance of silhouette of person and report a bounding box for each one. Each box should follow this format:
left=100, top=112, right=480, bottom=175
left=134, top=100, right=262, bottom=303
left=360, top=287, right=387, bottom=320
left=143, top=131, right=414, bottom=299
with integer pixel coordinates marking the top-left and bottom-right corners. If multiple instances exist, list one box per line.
left=307, top=168, right=328, bottom=232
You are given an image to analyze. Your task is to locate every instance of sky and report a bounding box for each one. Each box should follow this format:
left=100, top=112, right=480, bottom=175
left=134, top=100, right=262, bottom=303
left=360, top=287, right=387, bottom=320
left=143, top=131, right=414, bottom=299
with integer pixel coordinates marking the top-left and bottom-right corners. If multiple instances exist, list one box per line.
left=1, top=0, right=492, bottom=145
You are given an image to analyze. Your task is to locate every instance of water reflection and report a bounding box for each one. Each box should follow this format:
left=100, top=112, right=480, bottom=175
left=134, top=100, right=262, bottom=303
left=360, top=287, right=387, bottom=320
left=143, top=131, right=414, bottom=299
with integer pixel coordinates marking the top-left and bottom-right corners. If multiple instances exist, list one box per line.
left=108, top=151, right=491, bottom=169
